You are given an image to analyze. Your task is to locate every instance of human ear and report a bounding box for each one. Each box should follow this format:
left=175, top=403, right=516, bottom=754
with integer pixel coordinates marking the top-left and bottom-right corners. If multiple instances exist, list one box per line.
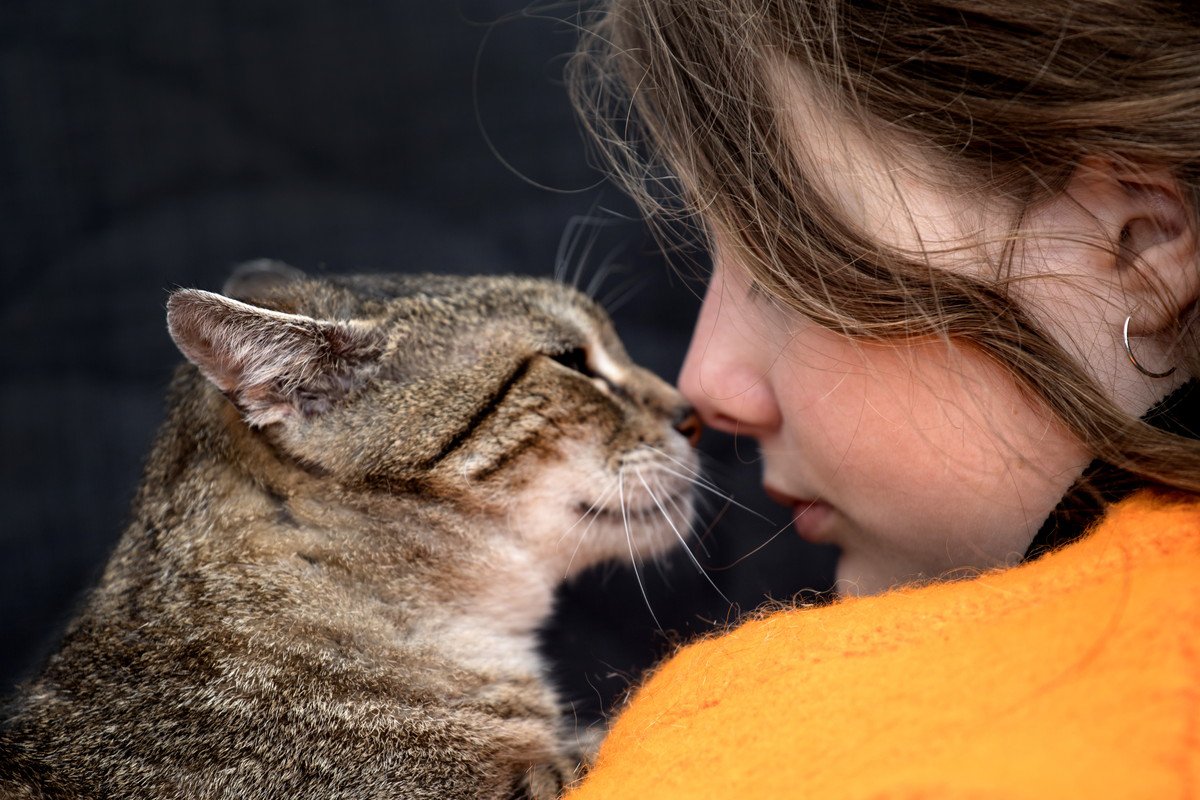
left=1064, top=158, right=1199, bottom=335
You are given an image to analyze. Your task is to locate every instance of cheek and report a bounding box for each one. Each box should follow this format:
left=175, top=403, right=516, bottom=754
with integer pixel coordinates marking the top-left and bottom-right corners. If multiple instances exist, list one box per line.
left=788, top=340, right=1090, bottom=590
left=783, top=337, right=1087, bottom=512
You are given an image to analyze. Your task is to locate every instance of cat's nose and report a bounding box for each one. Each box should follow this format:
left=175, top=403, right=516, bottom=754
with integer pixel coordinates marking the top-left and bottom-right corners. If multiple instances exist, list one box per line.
left=672, top=405, right=703, bottom=446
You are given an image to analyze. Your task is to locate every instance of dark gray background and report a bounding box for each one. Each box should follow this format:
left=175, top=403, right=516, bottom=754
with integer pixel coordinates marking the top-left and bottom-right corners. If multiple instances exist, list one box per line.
left=0, top=0, right=836, bottom=720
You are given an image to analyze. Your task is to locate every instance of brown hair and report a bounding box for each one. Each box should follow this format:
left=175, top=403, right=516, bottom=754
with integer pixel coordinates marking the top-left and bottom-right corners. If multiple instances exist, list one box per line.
left=570, top=0, right=1200, bottom=494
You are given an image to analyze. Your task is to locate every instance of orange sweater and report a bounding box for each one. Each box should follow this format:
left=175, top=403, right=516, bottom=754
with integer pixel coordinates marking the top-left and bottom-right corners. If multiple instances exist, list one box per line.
left=568, top=492, right=1200, bottom=798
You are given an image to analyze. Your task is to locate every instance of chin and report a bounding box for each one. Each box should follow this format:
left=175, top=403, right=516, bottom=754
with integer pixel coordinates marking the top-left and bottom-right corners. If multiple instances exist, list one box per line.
left=832, top=554, right=908, bottom=597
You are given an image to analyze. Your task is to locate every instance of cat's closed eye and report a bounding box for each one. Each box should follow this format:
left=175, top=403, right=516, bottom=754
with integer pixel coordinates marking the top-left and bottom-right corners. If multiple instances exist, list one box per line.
left=550, top=346, right=592, bottom=377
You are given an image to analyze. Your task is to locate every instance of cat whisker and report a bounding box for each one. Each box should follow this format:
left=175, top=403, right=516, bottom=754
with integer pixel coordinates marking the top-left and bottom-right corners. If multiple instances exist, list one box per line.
left=557, top=484, right=618, bottom=545
left=553, top=215, right=588, bottom=284
left=619, top=468, right=663, bottom=633
left=641, top=445, right=726, bottom=493
left=657, top=476, right=712, bottom=558
left=693, top=493, right=739, bottom=557
left=562, top=485, right=618, bottom=578
left=563, top=504, right=605, bottom=579
left=636, top=470, right=731, bottom=605
left=570, top=219, right=604, bottom=290
left=716, top=517, right=797, bottom=570
left=651, top=464, right=775, bottom=525
left=554, top=212, right=617, bottom=289
left=633, top=448, right=724, bottom=556
left=583, top=256, right=631, bottom=301
left=599, top=274, right=648, bottom=315
left=643, top=455, right=726, bottom=497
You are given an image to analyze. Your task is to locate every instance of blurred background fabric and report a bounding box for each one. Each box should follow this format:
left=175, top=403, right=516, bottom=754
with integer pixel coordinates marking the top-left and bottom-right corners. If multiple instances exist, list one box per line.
left=0, top=0, right=836, bottom=721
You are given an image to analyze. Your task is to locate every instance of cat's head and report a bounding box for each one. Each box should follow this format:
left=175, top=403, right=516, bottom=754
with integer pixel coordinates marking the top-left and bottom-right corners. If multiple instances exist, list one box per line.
left=166, top=261, right=700, bottom=576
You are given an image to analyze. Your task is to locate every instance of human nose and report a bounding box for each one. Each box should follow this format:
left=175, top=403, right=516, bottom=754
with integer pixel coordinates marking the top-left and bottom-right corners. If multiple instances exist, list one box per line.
left=677, top=274, right=782, bottom=437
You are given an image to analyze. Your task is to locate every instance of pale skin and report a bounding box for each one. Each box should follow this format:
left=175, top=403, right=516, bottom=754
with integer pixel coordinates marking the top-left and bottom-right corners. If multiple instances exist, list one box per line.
left=678, top=83, right=1200, bottom=595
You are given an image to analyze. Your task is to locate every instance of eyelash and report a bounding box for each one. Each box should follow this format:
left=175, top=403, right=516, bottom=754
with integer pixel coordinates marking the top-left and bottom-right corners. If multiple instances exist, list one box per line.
left=550, top=346, right=593, bottom=377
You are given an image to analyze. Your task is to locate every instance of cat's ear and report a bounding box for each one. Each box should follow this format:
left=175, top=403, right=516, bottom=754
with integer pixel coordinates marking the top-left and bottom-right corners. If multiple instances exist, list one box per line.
left=167, top=289, right=383, bottom=427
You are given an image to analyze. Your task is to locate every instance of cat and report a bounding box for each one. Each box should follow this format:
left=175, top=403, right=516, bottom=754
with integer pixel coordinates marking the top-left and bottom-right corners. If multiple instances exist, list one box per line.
left=0, top=261, right=701, bottom=799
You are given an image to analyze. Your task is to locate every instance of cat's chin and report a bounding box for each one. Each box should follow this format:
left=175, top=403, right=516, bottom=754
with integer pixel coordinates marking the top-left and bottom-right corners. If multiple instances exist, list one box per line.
left=552, top=487, right=695, bottom=576
left=574, top=488, right=690, bottom=521
left=502, top=436, right=699, bottom=575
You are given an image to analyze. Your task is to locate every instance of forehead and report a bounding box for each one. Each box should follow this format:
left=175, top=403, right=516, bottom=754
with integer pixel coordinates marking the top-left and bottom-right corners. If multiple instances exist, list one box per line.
left=767, top=65, right=992, bottom=259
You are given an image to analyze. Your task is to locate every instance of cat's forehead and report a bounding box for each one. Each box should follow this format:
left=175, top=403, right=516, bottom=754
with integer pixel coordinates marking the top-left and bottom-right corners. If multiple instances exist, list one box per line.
left=341, top=274, right=615, bottom=336
left=226, top=270, right=627, bottom=367
left=271, top=273, right=624, bottom=368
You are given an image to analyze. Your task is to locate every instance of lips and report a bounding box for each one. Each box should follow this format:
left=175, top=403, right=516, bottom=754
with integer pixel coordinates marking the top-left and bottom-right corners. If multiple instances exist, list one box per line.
left=763, top=484, right=834, bottom=543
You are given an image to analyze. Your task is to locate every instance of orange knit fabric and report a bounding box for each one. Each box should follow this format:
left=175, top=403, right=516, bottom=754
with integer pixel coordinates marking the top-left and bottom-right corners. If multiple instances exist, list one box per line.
left=568, top=492, right=1200, bottom=799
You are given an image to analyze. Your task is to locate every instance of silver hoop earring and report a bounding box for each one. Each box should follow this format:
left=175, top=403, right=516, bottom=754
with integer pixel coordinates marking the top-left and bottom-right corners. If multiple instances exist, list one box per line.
left=1123, top=314, right=1176, bottom=378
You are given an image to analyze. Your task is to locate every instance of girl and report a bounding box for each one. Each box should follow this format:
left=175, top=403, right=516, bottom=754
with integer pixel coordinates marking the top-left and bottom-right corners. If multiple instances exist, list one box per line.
left=567, top=0, right=1200, bottom=795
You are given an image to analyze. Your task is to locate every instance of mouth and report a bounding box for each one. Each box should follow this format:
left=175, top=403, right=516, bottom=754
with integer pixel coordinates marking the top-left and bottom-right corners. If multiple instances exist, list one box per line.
left=577, top=491, right=691, bottom=523
left=763, top=484, right=835, bottom=543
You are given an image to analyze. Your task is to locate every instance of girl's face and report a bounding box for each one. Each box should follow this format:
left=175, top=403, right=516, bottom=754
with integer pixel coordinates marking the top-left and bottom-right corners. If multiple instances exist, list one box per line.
left=677, top=94, right=1179, bottom=595
left=681, top=258, right=1088, bottom=595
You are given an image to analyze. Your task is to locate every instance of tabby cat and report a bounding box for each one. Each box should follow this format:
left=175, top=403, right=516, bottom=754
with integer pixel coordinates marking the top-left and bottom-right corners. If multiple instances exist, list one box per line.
left=0, top=261, right=701, bottom=799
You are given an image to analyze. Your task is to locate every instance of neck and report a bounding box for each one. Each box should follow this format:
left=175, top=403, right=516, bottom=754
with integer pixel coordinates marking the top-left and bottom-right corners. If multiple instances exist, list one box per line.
left=1026, top=378, right=1200, bottom=560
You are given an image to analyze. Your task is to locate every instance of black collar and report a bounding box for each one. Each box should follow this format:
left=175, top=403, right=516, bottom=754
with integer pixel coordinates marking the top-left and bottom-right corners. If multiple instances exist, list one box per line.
left=1024, top=379, right=1200, bottom=561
